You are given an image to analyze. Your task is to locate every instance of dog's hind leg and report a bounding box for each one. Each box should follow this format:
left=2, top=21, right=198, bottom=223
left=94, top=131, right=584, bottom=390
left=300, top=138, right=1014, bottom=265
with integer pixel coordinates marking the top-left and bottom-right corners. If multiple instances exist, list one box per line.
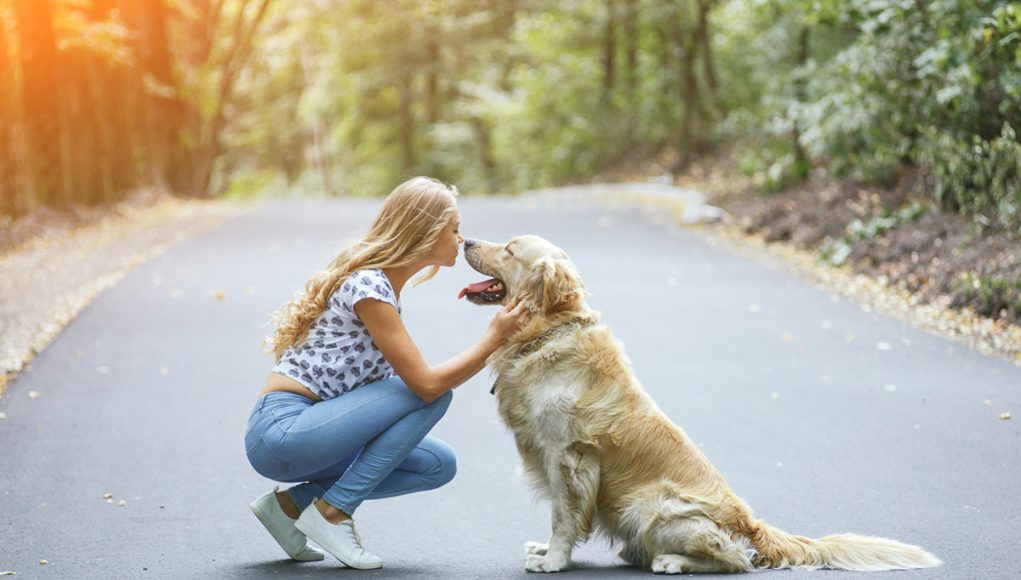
left=650, top=554, right=730, bottom=574
left=525, top=443, right=600, bottom=573
left=639, top=497, right=754, bottom=574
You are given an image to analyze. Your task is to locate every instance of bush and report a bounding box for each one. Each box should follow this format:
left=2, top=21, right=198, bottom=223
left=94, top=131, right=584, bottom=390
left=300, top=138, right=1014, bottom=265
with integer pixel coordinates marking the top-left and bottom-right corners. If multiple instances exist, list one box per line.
left=922, top=123, right=1021, bottom=231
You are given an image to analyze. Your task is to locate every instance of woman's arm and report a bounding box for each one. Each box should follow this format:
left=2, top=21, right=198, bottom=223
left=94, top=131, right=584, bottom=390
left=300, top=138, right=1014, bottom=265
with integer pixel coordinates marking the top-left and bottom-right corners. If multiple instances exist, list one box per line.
left=355, top=298, right=527, bottom=402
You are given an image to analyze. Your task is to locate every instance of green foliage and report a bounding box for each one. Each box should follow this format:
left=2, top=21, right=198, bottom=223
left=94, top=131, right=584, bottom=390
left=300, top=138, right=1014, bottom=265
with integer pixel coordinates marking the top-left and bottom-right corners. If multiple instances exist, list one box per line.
left=922, top=123, right=1021, bottom=229
left=212, top=0, right=1021, bottom=233
left=739, top=0, right=1021, bottom=228
left=820, top=201, right=926, bottom=266
left=226, top=0, right=714, bottom=197
left=956, top=273, right=1021, bottom=318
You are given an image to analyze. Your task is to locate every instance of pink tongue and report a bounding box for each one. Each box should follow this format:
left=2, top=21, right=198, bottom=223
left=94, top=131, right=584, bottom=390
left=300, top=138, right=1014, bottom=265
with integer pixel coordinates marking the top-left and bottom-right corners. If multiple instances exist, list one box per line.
left=458, top=278, right=499, bottom=299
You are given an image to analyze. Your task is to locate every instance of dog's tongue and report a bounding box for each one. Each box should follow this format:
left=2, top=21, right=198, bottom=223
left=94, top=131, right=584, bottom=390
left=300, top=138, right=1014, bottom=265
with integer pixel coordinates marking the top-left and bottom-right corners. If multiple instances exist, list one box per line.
left=458, top=278, right=499, bottom=299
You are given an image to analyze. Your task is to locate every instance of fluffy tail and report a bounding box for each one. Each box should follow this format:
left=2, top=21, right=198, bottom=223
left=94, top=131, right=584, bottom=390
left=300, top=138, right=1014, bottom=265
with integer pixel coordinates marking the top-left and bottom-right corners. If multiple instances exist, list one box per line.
left=752, top=525, right=942, bottom=572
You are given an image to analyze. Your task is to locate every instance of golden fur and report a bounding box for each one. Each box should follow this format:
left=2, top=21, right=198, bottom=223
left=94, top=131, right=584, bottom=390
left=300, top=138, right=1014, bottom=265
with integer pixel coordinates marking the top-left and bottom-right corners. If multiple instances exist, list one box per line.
left=464, top=235, right=941, bottom=574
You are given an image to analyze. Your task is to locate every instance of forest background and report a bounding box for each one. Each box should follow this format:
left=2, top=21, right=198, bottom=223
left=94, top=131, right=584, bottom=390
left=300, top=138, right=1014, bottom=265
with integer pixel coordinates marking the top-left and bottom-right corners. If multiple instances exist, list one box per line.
left=1, top=0, right=1020, bottom=322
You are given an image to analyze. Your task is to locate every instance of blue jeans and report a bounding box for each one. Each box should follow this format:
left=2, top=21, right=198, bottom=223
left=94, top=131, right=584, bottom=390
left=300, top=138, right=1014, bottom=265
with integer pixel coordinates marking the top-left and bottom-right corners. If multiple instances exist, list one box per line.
left=244, top=376, right=456, bottom=515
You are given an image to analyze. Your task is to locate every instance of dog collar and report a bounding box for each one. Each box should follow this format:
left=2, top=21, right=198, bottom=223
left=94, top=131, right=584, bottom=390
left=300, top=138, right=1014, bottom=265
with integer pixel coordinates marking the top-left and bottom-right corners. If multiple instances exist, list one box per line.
left=490, top=315, right=597, bottom=395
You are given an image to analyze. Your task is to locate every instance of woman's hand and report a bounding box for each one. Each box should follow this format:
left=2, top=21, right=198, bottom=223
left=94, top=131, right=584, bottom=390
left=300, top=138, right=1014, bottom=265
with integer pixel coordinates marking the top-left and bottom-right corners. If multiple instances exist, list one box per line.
left=485, top=298, right=530, bottom=346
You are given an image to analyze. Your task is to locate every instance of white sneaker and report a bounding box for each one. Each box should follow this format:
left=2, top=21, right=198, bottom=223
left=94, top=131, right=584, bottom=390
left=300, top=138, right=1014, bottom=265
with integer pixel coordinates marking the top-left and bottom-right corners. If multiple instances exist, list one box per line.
left=249, top=487, right=326, bottom=562
left=294, top=503, right=383, bottom=569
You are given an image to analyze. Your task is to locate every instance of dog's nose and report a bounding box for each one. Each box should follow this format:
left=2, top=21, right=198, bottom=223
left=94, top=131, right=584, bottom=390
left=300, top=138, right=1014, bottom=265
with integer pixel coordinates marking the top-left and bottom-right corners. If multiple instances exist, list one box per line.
left=463, top=238, right=477, bottom=248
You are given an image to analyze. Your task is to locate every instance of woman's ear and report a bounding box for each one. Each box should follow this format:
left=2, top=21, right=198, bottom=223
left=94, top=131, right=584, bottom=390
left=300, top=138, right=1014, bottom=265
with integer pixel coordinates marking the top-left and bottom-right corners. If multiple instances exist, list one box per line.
left=527, top=257, right=582, bottom=315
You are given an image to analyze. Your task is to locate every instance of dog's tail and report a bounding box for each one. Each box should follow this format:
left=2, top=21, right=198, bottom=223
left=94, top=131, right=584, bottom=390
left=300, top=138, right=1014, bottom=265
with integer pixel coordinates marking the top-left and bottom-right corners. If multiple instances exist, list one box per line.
left=751, top=524, right=941, bottom=571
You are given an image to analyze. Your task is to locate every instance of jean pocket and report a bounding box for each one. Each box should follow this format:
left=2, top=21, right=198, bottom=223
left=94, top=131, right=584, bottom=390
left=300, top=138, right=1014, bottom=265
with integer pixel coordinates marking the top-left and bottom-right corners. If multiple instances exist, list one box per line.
left=246, top=436, right=290, bottom=480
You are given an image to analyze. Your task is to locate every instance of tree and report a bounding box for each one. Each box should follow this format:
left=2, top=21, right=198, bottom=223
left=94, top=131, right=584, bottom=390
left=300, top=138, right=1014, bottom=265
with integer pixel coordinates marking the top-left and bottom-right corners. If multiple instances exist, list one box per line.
left=13, top=0, right=64, bottom=206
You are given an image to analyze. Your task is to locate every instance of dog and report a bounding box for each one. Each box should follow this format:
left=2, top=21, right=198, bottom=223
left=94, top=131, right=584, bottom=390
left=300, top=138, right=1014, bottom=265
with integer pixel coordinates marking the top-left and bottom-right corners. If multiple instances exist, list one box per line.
left=459, top=234, right=941, bottom=574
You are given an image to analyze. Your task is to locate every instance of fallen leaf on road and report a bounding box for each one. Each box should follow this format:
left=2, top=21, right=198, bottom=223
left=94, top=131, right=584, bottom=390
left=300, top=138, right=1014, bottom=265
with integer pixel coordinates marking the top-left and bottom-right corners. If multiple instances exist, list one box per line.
left=901, top=338, right=912, bottom=347
left=876, top=342, right=892, bottom=350
left=983, top=399, right=992, bottom=407
left=210, top=290, right=227, bottom=301
left=0, top=412, right=6, bottom=420
left=27, top=390, right=40, bottom=399
left=103, top=493, right=113, bottom=500
left=159, top=368, right=169, bottom=376
left=1000, top=412, right=1012, bottom=420
left=845, top=333, right=856, bottom=343
left=170, top=289, right=183, bottom=299
left=118, top=500, right=127, bottom=507
left=38, top=561, right=47, bottom=566
left=782, top=332, right=793, bottom=342
left=152, top=276, right=164, bottom=286
left=0, top=571, right=14, bottom=575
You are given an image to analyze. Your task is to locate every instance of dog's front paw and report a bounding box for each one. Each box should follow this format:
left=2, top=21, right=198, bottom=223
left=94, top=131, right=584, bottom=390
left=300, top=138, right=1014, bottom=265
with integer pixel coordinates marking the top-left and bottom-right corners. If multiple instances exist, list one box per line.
left=650, top=554, right=689, bottom=575
left=526, top=553, right=568, bottom=573
left=525, top=541, right=549, bottom=556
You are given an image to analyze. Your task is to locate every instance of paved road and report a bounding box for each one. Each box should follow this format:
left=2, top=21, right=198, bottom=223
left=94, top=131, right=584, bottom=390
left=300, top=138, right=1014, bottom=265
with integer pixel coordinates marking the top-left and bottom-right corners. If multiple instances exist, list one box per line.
left=1, top=193, right=1019, bottom=579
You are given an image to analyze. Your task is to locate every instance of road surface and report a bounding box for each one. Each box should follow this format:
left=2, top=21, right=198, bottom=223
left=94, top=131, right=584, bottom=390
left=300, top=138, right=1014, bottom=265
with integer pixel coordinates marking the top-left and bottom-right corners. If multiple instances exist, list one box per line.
left=1, top=192, right=1019, bottom=578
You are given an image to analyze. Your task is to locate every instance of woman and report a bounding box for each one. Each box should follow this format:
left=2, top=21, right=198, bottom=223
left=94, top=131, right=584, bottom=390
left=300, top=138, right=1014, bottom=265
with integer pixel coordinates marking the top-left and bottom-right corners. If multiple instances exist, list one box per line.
left=245, top=176, right=527, bottom=569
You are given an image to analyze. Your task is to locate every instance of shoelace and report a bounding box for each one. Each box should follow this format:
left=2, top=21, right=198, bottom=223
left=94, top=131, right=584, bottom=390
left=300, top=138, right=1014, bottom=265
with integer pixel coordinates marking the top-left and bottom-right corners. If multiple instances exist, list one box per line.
left=348, top=521, right=366, bottom=552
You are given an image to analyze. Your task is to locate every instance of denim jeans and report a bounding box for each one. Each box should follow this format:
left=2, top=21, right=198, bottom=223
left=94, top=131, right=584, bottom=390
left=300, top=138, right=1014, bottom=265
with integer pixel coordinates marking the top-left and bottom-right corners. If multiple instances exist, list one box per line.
left=244, top=376, right=456, bottom=515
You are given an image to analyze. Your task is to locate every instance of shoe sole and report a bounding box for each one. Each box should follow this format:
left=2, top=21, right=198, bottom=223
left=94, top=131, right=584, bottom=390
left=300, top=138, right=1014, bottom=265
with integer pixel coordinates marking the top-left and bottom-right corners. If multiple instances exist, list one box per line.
left=250, top=500, right=326, bottom=562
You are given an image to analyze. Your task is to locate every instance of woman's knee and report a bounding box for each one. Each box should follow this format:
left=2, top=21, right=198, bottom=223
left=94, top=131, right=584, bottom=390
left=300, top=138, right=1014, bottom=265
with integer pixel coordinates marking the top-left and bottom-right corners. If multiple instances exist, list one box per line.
left=430, top=389, right=453, bottom=412
left=425, top=438, right=457, bottom=488
left=434, top=449, right=457, bottom=488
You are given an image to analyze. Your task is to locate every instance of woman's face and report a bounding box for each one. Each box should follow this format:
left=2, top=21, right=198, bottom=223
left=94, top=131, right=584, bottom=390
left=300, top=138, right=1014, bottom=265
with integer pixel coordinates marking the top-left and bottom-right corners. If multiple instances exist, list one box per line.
left=427, top=211, right=463, bottom=267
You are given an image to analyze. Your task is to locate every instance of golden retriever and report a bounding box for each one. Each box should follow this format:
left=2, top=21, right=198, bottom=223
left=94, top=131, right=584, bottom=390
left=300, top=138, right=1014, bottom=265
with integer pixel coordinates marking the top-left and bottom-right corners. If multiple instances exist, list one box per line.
left=459, top=234, right=941, bottom=574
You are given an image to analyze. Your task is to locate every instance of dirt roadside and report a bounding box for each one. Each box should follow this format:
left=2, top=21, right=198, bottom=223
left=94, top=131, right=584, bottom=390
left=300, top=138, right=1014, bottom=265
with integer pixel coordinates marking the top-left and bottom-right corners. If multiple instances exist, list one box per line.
left=0, top=194, right=247, bottom=400
left=589, top=148, right=1021, bottom=367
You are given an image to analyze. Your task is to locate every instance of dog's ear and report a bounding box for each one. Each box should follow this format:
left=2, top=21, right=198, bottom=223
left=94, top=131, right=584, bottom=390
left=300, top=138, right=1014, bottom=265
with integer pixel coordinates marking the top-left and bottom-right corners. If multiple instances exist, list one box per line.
left=527, top=257, right=583, bottom=315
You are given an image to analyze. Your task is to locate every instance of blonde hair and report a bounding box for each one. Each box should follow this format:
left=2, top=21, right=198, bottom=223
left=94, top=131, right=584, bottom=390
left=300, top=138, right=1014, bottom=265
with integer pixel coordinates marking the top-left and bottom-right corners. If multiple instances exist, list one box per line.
left=267, top=176, right=459, bottom=361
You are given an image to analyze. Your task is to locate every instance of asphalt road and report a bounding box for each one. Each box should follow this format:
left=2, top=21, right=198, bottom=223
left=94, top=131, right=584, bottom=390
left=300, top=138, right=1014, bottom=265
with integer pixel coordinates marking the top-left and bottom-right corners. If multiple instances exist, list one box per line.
left=1, top=192, right=1019, bottom=579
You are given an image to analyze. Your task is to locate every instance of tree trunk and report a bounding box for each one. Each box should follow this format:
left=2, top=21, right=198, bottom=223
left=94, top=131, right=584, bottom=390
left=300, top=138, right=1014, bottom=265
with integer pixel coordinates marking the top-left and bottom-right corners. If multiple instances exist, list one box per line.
left=791, top=25, right=810, bottom=171
left=63, top=42, right=102, bottom=206
left=86, top=0, right=129, bottom=202
left=137, top=0, right=184, bottom=193
left=0, top=11, right=32, bottom=218
left=13, top=0, right=64, bottom=207
left=669, top=5, right=698, bottom=143
left=400, top=72, right=416, bottom=170
left=426, top=30, right=440, bottom=124
left=190, top=0, right=274, bottom=195
left=603, top=0, right=616, bottom=97
left=623, top=0, right=638, bottom=101
left=696, top=0, right=717, bottom=97
left=301, top=44, right=338, bottom=196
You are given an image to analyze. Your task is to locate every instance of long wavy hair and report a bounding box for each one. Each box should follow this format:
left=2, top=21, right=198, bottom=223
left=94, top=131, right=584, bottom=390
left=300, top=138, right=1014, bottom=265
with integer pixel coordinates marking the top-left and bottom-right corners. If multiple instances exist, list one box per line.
left=267, top=176, right=459, bottom=361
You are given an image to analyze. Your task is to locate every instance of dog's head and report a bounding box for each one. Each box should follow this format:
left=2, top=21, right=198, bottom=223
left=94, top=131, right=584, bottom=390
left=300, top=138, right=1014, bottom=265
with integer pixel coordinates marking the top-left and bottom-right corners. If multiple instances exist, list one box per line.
left=459, top=235, right=586, bottom=316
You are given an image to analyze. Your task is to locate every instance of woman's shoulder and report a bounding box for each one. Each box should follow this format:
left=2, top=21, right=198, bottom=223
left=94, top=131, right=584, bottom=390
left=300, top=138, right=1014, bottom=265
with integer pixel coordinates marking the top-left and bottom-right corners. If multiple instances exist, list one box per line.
left=339, top=269, right=397, bottom=306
